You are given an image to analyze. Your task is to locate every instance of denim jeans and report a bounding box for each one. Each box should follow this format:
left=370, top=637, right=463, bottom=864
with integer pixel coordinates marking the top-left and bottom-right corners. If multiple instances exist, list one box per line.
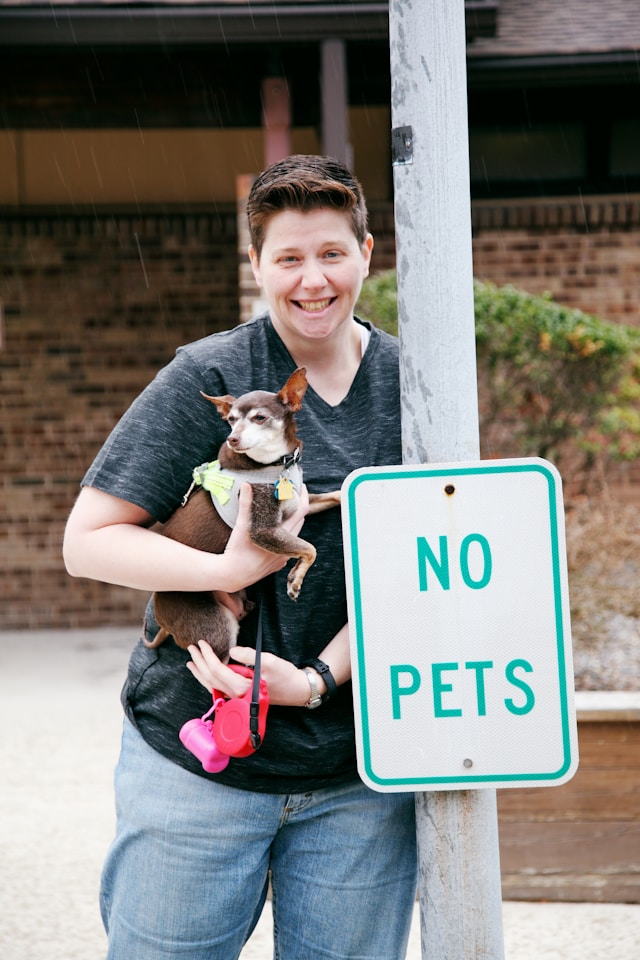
left=100, top=719, right=418, bottom=959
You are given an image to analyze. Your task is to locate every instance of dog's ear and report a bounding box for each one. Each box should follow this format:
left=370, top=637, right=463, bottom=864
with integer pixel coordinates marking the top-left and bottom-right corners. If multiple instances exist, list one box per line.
left=200, top=392, right=237, bottom=419
left=278, top=367, right=308, bottom=412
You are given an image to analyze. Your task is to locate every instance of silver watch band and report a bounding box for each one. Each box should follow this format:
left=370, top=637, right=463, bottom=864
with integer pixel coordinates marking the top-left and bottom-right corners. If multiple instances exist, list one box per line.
left=303, top=667, right=323, bottom=709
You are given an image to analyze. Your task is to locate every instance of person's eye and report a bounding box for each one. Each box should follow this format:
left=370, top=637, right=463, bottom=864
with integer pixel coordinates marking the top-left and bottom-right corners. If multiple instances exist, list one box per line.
left=324, top=250, right=342, bottom=260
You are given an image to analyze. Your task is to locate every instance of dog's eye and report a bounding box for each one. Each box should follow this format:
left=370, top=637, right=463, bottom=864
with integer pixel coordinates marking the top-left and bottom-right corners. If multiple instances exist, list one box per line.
left=227, top=414, right=238, bottom=425
left=252, top=414, right=267, bottom=424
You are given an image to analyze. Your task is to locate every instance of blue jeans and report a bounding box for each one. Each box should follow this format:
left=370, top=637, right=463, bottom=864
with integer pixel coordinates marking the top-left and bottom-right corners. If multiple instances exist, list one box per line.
left=101, top=720, right=418, bottom=959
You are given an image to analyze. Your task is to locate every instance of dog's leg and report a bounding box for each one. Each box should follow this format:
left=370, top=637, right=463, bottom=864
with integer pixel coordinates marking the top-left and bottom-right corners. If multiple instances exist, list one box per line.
left=285, top=548, right=317, bottom=600
left=249, top=486, right=317, bottom=600
left=249, top=522, right=317, bottom=600
left=307, top=491, right=341, bottom=514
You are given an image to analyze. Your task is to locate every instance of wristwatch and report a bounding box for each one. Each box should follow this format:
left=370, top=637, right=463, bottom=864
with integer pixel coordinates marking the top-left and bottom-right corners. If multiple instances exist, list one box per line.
left=303, top=658, right=337, bottom=699
left=303, top=667, right=323, bottom=710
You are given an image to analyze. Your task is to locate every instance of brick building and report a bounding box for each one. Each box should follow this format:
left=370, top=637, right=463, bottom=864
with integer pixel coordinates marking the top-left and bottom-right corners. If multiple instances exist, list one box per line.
left=1, top=0, right=639, bottom=628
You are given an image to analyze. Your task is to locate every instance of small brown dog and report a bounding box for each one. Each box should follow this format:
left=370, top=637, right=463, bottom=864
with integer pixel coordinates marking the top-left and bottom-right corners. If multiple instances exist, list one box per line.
left=145, top=368, right=339, bottom=659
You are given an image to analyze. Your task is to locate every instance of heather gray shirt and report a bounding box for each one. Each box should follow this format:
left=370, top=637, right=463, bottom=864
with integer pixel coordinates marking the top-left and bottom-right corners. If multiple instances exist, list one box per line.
left=83, top=314, right=401, bottom=793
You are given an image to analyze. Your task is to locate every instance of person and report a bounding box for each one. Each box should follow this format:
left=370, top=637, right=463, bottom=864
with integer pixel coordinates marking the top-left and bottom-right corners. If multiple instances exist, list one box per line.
left=63, top=154, right=418, bottom=960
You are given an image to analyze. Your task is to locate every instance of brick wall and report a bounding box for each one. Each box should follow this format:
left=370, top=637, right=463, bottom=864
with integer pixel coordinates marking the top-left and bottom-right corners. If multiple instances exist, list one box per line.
left=1, top=195, right=639, bottom=629
left=471, top=195, right=640, bottom=328
left=1, top=208, right=239, bottom=629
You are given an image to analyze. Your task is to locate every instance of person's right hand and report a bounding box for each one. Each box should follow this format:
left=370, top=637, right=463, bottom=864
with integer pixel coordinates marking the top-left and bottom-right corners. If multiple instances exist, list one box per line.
left=220, top=482, right=309, bottom=591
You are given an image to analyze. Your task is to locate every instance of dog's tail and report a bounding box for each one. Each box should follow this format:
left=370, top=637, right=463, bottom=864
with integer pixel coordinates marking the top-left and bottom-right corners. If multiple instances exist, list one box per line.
left=141, top=619, right=170, bottom=649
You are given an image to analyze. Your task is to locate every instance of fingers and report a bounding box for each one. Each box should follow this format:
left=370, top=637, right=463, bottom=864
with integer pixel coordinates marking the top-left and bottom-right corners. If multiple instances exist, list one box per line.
left=220, top=481, right=311, bottom=592
left=282, top=483, right=309, bottom=536
left=188, top=643, right=314, bottom=709
left=229, top=645, right=256, bottom=668
left=298, top=483, right=310, bottom=514
left=223, top=484, right=287, bottom=584
left=186, top=641, right=252, bottom=697
left=235, top=481, right=253, bottom=530
left=229, top=646, right=310, bottom=707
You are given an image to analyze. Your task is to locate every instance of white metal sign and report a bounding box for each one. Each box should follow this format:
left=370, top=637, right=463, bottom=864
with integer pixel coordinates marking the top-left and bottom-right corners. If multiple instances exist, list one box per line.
left=341, top=458, right=579, bottom=792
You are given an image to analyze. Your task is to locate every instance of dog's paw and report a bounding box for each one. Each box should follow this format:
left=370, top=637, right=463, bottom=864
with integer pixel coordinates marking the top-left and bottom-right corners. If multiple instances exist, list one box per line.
left=286, top=576, right=301, bottom=601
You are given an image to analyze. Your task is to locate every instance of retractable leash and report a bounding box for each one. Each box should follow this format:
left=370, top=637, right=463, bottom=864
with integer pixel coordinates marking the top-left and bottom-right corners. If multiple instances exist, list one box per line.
left=179, top=602, right=269, bottom=773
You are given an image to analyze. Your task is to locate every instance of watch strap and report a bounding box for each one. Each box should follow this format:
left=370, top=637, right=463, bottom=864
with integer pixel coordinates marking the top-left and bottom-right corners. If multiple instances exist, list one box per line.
left=303, top=658, right=337, bottom=700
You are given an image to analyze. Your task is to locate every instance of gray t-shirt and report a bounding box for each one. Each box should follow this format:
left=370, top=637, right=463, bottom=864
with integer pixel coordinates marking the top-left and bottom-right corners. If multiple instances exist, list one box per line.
left=83, top=314, right=401, bottom=793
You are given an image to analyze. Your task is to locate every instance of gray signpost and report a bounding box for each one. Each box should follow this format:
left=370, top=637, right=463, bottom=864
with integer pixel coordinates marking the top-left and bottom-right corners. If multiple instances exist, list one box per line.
left=389, top=2, right=504, bottom=956
left=341, top=3, right=578, bottom=955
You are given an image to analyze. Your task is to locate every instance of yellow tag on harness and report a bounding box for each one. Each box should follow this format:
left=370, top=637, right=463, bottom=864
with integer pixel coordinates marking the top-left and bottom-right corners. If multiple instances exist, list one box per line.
left=193, top=460, right=235, bottom=506
left=274, top=477, right=294, bottom=501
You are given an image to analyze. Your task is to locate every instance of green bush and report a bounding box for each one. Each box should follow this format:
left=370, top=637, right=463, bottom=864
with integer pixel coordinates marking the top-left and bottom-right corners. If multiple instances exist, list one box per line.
left=356, top=270, right=640, bottom=482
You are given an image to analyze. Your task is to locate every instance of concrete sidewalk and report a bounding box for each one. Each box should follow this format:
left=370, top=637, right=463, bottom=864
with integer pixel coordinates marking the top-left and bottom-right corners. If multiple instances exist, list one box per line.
left=1, top=628, right=638, bottom=960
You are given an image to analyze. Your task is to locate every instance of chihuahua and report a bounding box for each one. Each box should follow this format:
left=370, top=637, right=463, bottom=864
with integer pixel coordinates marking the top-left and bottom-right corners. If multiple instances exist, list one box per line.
left=145, top=367, right=339, bottom=659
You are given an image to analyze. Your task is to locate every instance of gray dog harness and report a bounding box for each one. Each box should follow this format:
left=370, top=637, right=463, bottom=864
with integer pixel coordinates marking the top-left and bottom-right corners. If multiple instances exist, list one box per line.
left=183, top=451, right=303, bottom=528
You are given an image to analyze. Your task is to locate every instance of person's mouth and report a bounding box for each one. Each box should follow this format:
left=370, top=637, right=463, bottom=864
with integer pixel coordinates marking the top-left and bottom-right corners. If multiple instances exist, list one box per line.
left=295, top=298, right=334, bottom=312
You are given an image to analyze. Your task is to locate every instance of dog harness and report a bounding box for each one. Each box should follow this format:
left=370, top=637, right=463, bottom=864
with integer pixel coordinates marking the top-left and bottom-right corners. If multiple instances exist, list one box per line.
left=182, top=451, right=303, bottom=528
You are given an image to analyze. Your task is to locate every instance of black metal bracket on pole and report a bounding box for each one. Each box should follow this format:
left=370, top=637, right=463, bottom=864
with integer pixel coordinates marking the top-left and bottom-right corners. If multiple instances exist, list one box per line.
left=392, top=126, right=414, bottom=166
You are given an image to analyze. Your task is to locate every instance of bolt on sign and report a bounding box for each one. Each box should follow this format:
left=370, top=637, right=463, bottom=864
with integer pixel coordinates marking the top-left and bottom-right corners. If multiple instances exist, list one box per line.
left=341, top=458, right=579, bottom=792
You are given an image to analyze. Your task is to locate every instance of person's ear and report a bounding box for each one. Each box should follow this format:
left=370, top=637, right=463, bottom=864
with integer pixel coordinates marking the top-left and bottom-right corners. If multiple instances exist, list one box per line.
left=362, top=233, right=374, bottom=279
left=248, top=245, right=262, bottom=287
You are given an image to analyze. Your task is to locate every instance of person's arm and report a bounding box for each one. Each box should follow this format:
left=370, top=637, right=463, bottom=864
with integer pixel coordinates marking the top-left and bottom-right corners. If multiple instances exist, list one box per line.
left=295, top=622, right=351, bottom=703
left=186, top=622, right=352, bottom=703
left=63, top=483, right=308, bottom=595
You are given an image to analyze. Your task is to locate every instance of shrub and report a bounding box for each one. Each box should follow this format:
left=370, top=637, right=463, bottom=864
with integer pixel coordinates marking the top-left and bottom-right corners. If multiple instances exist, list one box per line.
left=357, top=271, right=640, bottom=487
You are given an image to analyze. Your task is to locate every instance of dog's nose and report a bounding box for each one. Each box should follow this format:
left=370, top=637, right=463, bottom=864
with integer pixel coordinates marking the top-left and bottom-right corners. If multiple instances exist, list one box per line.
left=227, top=435, right=240, bottom=446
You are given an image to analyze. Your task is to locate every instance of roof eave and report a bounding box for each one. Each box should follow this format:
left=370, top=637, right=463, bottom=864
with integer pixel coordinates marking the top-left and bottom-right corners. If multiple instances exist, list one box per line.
left=468, top=51, right=640, bottom=87
left=0, top=4, right=387, bottom=45
left=0, top=2, right=498, bottom=46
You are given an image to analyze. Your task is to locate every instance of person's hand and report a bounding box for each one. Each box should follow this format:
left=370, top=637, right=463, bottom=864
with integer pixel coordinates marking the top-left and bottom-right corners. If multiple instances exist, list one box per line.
left=186, top=640, right=253, bottom=698
left=186, top=639, right=312, bottom=707
left=221, top=482, right=309, bottom=591
left=229, top=644, right=312, bottom=706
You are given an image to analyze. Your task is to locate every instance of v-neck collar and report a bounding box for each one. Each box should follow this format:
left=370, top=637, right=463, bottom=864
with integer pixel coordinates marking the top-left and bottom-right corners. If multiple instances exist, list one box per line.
left=264, top=314, right=378, bottom=417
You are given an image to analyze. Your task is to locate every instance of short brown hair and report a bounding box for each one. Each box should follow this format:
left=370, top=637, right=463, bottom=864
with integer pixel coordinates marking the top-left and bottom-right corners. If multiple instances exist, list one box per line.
left=246, top=154, right=369, bottom=258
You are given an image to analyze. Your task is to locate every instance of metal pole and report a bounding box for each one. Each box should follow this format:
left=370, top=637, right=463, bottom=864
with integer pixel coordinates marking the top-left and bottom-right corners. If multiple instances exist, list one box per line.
left=388, top=2, right=505, bottom=958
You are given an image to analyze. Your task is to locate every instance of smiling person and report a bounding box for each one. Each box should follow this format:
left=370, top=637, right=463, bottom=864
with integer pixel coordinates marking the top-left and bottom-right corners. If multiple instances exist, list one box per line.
left=63, top=155, right=417, bottom=960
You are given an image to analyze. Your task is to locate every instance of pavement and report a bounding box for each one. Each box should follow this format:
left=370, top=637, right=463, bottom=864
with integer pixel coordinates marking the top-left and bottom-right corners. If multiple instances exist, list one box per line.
left=1, top=627, right=639, bottom=960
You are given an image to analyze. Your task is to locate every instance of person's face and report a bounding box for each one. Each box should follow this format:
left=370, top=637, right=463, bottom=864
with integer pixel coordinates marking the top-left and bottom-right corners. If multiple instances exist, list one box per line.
left=249, top=207, right=373, bottom=347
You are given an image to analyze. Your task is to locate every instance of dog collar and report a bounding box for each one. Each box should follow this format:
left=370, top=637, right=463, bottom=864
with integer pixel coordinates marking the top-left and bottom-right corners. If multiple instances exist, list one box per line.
left=280, top=447, right=301, bottom=470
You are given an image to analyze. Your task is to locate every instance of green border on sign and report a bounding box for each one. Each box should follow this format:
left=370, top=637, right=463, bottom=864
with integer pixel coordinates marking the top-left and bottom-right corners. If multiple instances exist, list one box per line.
left=346, top=461, right=574, bottom=787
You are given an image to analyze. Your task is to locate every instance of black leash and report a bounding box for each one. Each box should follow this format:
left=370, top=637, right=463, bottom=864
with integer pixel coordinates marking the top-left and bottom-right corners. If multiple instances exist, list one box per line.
left=249, top=600, right=263, bottom=750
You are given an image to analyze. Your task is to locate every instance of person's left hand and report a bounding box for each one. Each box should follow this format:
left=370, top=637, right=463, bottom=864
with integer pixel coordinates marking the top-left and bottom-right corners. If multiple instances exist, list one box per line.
left=186, top=639, right=310, bottom=707
left=230, top=644, right=311, bottom=706
left=186, top=640, right=252, bottom=698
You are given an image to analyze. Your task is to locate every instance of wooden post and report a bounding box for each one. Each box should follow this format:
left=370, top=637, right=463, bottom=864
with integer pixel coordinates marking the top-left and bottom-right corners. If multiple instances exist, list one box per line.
left=321, top=38, right=351, bottom=166
left=388, top=2, right=505, bottom=957
left=236, top=173, right=267, bottom=324
left=262, top=77, right=292, bottom=169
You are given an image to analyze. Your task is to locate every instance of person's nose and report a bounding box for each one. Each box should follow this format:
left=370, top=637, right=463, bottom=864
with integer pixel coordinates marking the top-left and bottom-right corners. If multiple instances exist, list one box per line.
left=299, top=257, right=327, bottom=291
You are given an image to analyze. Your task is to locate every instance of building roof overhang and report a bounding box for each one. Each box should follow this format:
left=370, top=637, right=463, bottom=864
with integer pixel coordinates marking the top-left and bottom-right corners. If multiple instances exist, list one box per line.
left=0, top=1, right=498, bottom=46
